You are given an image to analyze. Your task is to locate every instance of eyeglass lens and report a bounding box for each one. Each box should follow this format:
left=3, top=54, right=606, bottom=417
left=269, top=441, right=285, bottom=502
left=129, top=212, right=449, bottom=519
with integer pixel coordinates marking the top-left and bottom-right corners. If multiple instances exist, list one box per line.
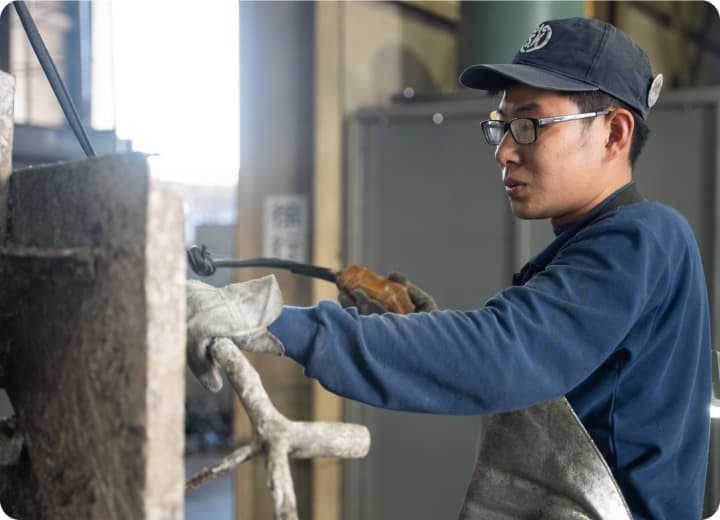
left=510, top=119, right=535, bottom=144
left=482, top=121, right=504, bottom=145
left=481, top=118, right=537, bottom=145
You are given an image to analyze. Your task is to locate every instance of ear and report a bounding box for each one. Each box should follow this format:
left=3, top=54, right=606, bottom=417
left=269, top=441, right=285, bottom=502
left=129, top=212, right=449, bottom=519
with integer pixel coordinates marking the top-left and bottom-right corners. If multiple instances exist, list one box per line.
left=605, top=108, right=634, bottom=162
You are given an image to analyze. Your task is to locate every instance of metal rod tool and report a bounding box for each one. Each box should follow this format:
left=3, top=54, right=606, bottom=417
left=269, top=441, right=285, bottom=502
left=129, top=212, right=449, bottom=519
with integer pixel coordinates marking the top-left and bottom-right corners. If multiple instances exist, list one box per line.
left=13, top=1, right=96, bottom=157
left=186, top=244, right=415, bottom=314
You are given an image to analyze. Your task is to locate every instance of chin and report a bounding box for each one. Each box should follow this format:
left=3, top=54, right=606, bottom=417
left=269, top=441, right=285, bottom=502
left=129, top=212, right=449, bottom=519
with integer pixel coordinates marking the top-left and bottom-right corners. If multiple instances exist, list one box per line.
left=510, top=204, right=539, bottom=220
left=511, top=209, right=550, bottom=222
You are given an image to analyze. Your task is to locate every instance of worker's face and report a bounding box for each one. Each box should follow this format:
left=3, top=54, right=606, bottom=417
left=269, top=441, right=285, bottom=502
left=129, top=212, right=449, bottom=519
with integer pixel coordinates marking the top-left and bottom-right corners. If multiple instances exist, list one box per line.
left=494, top=84, right=610, bottom=227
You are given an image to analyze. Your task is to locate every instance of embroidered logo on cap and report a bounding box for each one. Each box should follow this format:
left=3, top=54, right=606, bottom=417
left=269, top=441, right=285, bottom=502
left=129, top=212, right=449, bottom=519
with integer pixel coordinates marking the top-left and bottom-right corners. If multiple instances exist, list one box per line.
left=519, top=23, right=552, bottom=53
left=647, top=73, right=663, bottom=108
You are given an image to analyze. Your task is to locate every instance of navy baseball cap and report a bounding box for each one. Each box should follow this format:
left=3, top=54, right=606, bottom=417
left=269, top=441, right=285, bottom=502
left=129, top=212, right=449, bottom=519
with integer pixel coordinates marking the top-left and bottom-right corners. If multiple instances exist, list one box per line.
left=459, top=17, right=663, bottom=120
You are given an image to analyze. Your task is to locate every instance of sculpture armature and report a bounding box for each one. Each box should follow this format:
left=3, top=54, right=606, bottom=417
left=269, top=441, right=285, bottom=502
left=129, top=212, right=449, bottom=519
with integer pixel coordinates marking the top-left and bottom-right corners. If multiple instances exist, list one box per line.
left=185, top=277, right=370, bottom=520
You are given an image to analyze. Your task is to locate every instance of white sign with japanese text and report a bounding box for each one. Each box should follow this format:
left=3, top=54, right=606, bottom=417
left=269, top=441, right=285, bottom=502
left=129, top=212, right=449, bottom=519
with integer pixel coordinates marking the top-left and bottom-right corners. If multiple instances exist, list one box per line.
left=263, top=194, right=308, bottom=262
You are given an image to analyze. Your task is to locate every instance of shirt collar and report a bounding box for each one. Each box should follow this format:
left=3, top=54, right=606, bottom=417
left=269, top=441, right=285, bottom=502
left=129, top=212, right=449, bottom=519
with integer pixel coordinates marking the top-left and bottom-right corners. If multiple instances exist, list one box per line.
left=552, top=181, right=636, bottom=237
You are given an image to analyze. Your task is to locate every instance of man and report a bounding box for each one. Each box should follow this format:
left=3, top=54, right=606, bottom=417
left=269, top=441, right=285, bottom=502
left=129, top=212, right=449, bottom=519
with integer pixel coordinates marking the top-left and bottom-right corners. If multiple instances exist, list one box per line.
left=188, top=18, right=711, bottom=519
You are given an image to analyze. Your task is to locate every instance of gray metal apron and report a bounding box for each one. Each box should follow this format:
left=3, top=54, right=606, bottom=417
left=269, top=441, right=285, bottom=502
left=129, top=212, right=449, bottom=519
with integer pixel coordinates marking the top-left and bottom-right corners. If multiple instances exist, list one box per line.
left=458, top=397, right=632, bottom=519
left=459, top=185, right=643, bottom=519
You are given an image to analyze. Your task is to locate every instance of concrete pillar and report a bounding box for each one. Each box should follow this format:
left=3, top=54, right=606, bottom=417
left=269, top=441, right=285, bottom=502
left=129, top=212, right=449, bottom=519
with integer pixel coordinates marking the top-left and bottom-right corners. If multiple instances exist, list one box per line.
left=0, top=152, right=185, bottom=519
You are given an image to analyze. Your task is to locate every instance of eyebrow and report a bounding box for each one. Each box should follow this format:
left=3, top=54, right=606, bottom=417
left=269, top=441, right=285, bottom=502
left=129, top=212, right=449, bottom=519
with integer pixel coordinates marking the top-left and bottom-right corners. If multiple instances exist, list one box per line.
left=496, top=101, right=540, bottom=118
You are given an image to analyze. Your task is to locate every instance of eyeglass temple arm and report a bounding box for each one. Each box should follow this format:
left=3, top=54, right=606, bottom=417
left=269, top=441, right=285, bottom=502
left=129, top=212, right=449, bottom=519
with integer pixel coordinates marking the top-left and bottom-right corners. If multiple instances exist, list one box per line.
left=537, top=111, right=610, bottom=125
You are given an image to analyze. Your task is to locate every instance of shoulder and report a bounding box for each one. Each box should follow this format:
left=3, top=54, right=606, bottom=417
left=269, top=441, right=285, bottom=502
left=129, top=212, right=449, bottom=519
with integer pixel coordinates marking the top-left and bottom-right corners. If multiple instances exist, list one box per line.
left=615, top=200, right=695, bottom=247
left=582, top=200, right=697, bottom=251
left=617, top=199, right=689, bottom=226
left=557, top=200, right=701, bottom=279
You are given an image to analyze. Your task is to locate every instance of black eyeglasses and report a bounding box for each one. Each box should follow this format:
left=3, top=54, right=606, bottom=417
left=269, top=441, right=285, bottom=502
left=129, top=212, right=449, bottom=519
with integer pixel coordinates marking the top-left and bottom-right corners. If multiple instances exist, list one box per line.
left=480, top=111, right=611, bottom=146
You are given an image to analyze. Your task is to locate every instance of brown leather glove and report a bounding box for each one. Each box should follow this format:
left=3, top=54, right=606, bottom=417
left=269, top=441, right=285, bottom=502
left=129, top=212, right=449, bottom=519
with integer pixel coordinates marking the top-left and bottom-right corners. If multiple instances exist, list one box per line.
left=337, top=271, right=438, bottom=315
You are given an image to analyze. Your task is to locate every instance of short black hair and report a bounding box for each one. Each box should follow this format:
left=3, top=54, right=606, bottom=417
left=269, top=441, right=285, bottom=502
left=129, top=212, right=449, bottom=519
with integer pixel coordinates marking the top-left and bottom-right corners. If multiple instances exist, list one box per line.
left=563, top=90, right=649, bottom=167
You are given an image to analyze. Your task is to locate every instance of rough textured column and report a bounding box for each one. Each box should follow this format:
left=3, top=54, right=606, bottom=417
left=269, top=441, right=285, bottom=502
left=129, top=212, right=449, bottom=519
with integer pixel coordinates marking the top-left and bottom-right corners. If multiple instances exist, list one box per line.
left=0, top=152, right=185, bottom=519
left=0, top=70, right=14, bottom=245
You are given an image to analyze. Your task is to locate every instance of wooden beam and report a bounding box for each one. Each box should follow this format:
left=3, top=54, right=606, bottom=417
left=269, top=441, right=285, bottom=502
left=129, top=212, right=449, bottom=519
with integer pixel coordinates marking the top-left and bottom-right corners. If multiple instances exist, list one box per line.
left=395, top=1, right=460, bottom=27
left=628, top=1, right=720, bottom=58
left=312, top=2, right=345, bottom=519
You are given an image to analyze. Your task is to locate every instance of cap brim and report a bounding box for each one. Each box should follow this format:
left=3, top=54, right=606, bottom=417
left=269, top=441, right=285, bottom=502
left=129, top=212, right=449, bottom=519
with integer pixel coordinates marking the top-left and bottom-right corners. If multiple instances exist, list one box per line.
left=459, top=64, right=600, bottom=93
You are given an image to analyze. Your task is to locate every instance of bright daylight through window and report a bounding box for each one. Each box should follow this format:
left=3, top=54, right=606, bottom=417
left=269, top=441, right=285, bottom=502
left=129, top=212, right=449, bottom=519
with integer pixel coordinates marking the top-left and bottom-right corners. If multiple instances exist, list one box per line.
left=110, top=1, right=239, bottom=186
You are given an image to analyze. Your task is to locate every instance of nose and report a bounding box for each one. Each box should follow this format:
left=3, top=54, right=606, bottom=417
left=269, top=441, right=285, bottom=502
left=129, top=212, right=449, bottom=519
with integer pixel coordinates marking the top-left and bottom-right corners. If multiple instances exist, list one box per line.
left=494, top=130, right=521, bottom=170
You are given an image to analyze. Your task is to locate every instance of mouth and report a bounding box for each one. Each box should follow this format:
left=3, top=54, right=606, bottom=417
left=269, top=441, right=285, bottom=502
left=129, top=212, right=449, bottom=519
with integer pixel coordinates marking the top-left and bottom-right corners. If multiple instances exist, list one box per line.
left=504, top=178, right=527, bottom=196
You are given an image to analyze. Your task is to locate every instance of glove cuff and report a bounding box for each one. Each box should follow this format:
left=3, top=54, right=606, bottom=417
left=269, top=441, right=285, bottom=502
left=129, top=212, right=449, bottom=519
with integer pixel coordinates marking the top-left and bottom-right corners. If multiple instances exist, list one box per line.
left=269, top=304, right=321, bottom=364
left=233, top=330, right=285, bottom=356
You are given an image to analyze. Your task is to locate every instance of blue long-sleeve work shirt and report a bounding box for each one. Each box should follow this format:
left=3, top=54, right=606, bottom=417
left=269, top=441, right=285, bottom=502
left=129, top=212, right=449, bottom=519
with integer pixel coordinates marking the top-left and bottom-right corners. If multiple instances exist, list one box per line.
left=269, top=186, right=711, bottom=520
